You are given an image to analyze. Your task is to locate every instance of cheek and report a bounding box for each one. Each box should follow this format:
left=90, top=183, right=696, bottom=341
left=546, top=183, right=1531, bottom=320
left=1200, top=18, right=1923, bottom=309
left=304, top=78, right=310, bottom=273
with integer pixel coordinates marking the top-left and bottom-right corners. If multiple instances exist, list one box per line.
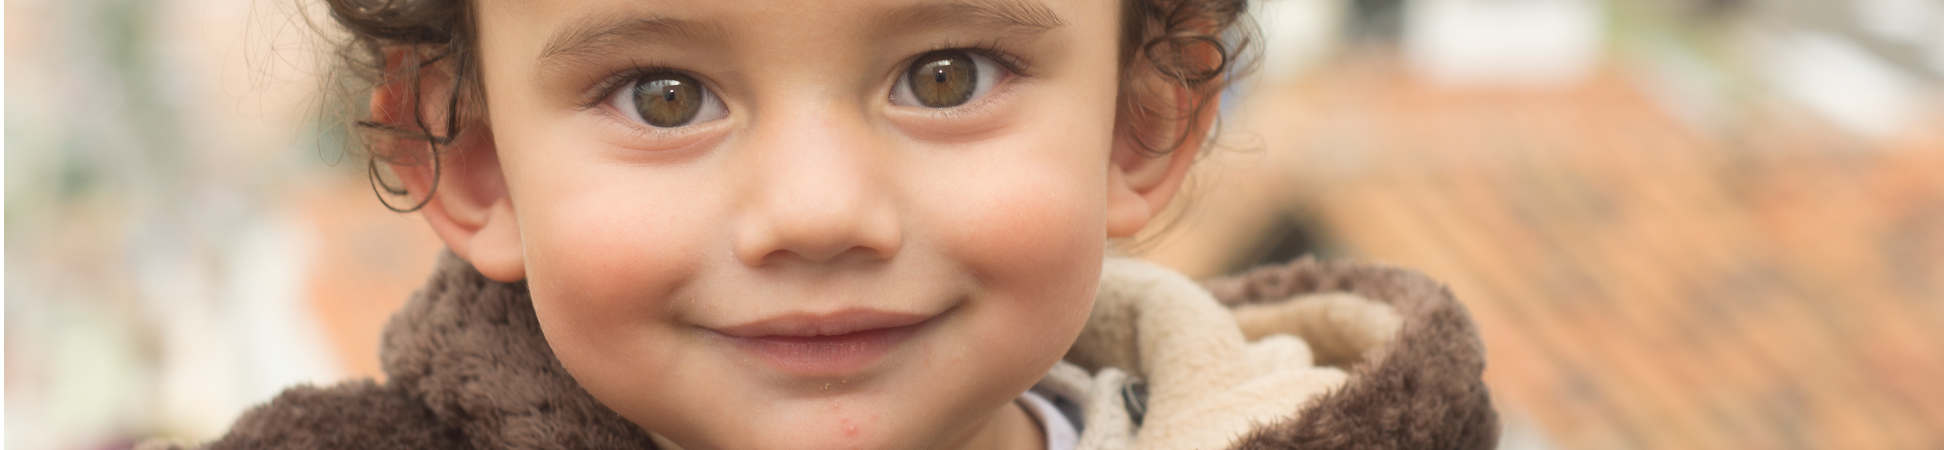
left=955, top=188, right=1103, bottom=359
left=499, top=132, right=724, bottom=372
left=912, top=103, right=1117, bottom=357
left=937, top=172, right=1104, bottom=295
left=921, top=75, right=1118, bottom=278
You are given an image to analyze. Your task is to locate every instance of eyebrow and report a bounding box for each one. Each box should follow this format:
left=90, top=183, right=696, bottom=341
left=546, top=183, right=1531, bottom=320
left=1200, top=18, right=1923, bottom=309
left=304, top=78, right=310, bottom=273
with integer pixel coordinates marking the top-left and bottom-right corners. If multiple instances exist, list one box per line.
left=537, top=15, right=726, bottom=66
left=875, top=0, right=1067, bottom=35
left=536, top=0, right=1064, bottom=66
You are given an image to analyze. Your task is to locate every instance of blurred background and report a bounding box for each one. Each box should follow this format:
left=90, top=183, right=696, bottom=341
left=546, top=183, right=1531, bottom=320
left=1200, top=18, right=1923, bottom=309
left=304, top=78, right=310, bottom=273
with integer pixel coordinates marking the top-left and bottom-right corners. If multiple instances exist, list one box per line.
left=5, top=0, right=1941, bottom=448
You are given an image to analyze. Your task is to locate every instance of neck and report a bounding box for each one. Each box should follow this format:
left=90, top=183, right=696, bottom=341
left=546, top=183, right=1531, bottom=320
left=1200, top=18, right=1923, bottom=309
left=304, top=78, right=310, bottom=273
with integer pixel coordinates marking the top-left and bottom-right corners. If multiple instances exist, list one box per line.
left=953, top=400, right=1044, bottom=450
left=647, top=400, right=1040, bottom=450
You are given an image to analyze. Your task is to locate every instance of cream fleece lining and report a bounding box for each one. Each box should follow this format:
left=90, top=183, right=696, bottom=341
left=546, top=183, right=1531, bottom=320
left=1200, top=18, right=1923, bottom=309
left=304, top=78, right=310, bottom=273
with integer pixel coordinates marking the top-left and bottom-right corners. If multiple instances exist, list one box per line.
left=1054, top=258, right=1403, bottom=449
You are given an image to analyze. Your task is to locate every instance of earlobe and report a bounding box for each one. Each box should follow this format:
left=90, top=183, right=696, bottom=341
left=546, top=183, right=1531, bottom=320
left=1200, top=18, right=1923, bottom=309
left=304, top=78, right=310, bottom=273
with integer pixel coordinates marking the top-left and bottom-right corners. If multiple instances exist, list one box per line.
left=397, top=134, right=526, bottom=282
left=370, top=51, right=526, bottom=282
left=1104, top=167, right=1157, bottom=237
left=464, top=197, right=526, bottom=282
left=1104, top=83, right=1218, bottom=239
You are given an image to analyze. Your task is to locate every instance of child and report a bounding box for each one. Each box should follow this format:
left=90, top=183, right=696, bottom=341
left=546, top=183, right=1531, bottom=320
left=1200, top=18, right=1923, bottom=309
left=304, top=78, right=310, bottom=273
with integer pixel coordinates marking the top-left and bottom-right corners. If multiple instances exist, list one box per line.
left=155, top=0, right=1497, bottom=448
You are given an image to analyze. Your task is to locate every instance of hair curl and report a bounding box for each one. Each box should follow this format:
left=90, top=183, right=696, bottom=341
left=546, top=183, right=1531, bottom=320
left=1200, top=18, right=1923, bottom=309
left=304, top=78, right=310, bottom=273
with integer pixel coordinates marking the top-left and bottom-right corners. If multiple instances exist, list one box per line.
left=322, top=0, right=1254, bottom=212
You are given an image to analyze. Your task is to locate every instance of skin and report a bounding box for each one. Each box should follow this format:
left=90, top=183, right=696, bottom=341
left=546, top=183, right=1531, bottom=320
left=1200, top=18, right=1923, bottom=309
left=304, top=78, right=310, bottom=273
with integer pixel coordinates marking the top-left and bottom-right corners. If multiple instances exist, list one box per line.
left=376, top=0, right=1214, bottom=448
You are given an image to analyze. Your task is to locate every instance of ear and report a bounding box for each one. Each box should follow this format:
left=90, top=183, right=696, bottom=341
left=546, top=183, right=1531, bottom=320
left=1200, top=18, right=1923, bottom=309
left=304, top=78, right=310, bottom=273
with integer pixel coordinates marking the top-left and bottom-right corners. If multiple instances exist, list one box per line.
left=1105, top=81, right=1220, bottom=238
left=371, top=51, right=526, bottom=282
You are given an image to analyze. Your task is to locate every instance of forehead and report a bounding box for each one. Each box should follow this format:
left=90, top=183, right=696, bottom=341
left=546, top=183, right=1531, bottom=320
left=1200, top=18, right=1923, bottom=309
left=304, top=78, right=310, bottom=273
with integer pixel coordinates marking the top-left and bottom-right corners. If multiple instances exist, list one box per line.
left=477, top=0, right=1111, bottom=52
left=482, top=0, right=1083, bottom=21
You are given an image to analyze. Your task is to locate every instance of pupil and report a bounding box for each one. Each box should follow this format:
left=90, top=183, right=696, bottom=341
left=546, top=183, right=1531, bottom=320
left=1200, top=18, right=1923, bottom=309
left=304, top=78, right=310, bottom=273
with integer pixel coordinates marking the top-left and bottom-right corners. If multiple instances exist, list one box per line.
left=633, top=74, right=704, bottom=127
left=907, top=51, right=976, bottom=108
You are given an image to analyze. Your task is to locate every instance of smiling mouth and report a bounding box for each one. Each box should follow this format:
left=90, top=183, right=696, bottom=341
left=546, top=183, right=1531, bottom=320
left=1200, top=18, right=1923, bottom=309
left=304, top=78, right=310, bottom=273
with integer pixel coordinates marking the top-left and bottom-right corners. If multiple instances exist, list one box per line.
left=717, top=309, right=933, bottom=338
left=713, top=309, right=942, bottom=378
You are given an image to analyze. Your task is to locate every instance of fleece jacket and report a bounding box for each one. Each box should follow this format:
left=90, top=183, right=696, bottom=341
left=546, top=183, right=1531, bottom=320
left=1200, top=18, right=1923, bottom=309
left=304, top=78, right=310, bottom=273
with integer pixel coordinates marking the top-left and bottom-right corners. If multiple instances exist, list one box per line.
left=146, top=253, right=1498, bottom=449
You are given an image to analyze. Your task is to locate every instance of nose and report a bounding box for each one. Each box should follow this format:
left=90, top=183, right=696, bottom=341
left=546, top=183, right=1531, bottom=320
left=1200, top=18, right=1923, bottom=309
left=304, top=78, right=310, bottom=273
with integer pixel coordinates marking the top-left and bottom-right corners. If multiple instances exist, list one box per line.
left=732, top=106, right=903, bottom=267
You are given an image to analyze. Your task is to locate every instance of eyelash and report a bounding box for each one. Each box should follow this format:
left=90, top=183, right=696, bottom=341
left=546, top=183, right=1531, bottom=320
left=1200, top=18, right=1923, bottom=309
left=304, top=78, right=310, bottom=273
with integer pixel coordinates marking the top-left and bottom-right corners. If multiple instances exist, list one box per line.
left=928, top=40, right=1036, bottom=78
left=573, top=43, right=1036, bottom=115
left=577, top=61, right=688, bottom=110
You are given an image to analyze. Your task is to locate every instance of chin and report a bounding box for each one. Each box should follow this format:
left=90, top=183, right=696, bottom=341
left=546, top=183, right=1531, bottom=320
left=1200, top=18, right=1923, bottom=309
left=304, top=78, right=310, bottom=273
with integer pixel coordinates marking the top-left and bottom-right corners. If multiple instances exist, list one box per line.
left=675, top=424, right=937, bottom=450
left=647, top=396, right=964, bottom=450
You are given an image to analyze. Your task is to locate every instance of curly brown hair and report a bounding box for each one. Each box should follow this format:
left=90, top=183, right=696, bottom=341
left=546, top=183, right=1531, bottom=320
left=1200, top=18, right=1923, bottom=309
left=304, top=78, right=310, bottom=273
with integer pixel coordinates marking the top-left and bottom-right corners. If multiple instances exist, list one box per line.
left=324, top=0, right=1255, bottom=212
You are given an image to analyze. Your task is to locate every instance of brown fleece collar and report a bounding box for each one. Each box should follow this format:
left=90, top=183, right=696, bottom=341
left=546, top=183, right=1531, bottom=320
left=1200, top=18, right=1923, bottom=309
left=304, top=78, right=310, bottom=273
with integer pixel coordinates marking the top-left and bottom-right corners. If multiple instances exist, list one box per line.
left=373, top=253, right=1496, bottom=449
left=1207, top=257, right=1499, bottom=449
left=378, top=253, right=657, bottom=449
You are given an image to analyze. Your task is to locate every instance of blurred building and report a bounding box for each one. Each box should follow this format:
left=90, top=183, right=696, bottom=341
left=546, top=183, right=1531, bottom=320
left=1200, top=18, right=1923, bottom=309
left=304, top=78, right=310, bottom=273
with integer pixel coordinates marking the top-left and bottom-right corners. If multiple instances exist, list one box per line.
left=1147, top=0, right=1944, bottom=448
left=6, top=0, right=1941, bottom=448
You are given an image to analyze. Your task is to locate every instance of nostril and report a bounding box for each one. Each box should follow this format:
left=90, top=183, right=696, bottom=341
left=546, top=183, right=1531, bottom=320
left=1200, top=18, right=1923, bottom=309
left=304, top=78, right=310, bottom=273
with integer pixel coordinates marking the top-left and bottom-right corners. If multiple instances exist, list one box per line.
left=728, top=131, right=904, bottom=267
left=733, top=204, right=902, bottom=268
left=758, top=245, right=886, bottom=267
left=769, top=244, right=848, bottom=266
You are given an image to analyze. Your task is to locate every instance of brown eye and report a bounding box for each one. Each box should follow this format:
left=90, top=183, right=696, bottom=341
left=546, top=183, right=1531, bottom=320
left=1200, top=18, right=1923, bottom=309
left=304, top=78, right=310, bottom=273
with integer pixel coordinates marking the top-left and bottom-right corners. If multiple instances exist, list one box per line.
left=631, top=73, right=706, bottom=127
left=905, top=51, right=979, bottom=108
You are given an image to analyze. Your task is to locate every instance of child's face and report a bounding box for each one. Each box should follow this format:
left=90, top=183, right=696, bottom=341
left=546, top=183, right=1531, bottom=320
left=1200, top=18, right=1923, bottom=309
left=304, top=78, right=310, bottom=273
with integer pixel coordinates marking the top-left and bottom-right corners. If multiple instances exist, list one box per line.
left=466, top=0, right=1133, bottom=447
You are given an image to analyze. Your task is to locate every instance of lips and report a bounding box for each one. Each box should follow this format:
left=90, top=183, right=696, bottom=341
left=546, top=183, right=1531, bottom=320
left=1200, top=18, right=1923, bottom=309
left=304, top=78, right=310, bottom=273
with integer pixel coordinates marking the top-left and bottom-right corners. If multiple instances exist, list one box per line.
left=716, top=310, right=932, bottom=338
left=713, top=309, right=939, bottom=378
